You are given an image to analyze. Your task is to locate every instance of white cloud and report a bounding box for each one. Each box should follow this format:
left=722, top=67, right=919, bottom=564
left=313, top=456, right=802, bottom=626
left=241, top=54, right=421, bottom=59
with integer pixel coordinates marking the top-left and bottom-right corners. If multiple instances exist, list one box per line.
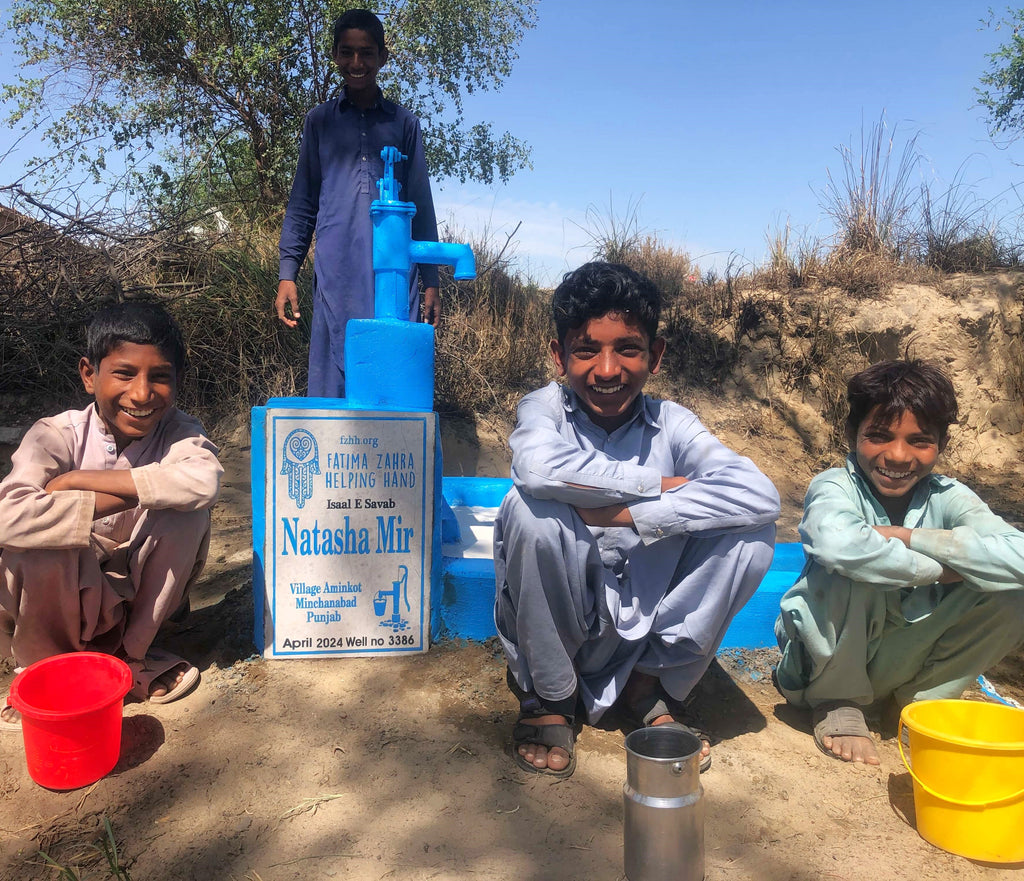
left=434, top=185, right=595, bottom=287
left=433, top=184, right=752, bottom=285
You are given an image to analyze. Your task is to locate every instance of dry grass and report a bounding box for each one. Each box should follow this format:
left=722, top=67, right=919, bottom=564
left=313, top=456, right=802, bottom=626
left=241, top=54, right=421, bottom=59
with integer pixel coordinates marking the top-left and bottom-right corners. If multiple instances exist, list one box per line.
left=618, top=234, right=695, bottom=298
left=758, top=223, right=825, bottom=291
left=168, top=223, right=310, bottom=417
left=819, top=115, right=920, bottom=261
left=580, top=196, right=646, bottom=266
left=764, top=119, right=1024, bottom=296
left=819, top=245, right=905, bottom=296
left=580, top=212, right=864, bottom=450
left=0, top=206, right=125, bottom=410
left=918, top=163, right=1019, bottom=273
left=0, top=205, right=310, bottom=429
left=781, top=289, right=871, bottom=449
left=1, top=160, right=1021, bottom=466
left=25, top=813, right=132, bottom=881
left=434, top=232, right=550, bottom=422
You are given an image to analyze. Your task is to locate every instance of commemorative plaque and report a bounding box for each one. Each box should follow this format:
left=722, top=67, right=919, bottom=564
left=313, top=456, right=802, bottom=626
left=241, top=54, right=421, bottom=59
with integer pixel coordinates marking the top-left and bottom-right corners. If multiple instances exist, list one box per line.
left=254, top=406, right=435, bottom=658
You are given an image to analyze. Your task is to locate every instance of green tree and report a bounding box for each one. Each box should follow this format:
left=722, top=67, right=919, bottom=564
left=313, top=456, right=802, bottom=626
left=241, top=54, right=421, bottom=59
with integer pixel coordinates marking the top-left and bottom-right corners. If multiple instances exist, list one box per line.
left=3, top=0, right=537, bottom=214
left=978, top=8, right=1024, bottom=138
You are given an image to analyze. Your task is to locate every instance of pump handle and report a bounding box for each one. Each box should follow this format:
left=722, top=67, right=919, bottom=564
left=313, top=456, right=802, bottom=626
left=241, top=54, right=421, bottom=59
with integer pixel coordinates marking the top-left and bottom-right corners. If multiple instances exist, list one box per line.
left=377, top=147, right=408, bottom=201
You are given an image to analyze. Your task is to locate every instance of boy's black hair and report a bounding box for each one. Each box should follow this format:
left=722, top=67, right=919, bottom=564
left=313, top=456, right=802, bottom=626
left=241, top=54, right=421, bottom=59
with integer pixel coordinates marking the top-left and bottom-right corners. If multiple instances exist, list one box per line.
left=85, top=301, right=187, bottom=376
left=332, top=8, right=386, bottom=53
left=552, top=262, right=661, bottom=346
left=845, top=359, right=958, bottom=444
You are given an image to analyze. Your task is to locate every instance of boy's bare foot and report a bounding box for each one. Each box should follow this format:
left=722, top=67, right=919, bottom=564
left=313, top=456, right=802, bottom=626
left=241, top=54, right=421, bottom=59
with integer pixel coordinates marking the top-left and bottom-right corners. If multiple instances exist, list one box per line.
left=127, top=649, right=200, bottom=704
left=517, top=714, right=572, bottom=771
left=622, top=671, right=712, bottom=770
left=813, top=703, right=880, bottom=765
left=511, top=712, right=577, bottom=777
left=820, top=732, right=880, bottom=764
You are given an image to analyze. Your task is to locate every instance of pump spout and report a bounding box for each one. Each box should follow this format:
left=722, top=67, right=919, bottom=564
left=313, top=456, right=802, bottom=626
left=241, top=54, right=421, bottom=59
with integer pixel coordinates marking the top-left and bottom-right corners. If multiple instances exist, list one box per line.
left=409, top=240, right=477, bottom=280
left=368, top=146, right=476, bottom=321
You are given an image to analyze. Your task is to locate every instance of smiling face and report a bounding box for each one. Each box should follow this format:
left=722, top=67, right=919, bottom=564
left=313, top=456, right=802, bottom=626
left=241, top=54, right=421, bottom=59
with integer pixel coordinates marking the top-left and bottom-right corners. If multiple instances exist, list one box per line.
left=332, top=27, right=387, bottom=105
left=80, top=342, right=178, bottom=452
left=854, top=407, right=946, bottom=513
left=551, top=311, right=665, bottom=433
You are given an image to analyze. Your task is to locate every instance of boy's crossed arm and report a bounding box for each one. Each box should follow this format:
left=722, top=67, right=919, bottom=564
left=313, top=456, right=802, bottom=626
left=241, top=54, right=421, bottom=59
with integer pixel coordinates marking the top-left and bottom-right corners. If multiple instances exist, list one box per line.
left=573, top=476, right=689, bottom=528
left=802, top=475, right=1024, bottom=591
left=873, top=485, right=1024, bottom=591
left=872, top=525, right=962, bottom=584
left=45, top=469, right=139, bottom=519
left=0, top=418, right=221, bottom=552
left=510, top=388, right=778, bottom=539
left=801, top=478, right=948, bottom=589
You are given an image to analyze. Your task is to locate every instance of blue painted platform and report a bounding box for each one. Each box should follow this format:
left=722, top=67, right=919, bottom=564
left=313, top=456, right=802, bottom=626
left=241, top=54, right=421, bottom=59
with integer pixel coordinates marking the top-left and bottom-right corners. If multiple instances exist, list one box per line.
left=438, top=476, right=803, bottom=649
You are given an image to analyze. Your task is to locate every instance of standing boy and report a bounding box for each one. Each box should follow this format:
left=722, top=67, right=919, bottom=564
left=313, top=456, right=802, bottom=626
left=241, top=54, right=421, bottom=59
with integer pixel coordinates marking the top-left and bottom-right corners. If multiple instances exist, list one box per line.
left=0, top=302, right=222, bottom=726
left=276, top=8, right=440, bottom=397
left=494, top=262, right=779, bottom=776
left=775, top=360, right=1024, bottom=765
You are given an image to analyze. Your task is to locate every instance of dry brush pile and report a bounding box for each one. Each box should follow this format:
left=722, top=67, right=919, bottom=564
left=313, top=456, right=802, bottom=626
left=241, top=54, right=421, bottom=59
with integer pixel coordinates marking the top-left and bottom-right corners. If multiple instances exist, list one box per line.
left=0, top=201, right=310, bottom=426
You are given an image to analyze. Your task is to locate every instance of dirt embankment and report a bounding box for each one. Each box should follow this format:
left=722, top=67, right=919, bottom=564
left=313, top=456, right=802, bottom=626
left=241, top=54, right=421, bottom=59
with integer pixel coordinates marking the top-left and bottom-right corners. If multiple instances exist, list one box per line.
left=672, top=271, right=1024, bottom=542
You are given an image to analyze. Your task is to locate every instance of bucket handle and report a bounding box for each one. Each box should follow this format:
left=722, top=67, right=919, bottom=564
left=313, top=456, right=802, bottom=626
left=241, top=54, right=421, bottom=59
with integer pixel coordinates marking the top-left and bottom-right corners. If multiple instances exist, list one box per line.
left=898, top=721, right=1024, bottom=808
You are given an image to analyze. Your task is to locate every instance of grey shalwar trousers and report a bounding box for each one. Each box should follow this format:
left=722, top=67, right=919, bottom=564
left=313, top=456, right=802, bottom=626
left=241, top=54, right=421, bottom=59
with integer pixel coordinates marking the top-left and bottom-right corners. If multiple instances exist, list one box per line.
left=494, top=488, right=775, bottom=722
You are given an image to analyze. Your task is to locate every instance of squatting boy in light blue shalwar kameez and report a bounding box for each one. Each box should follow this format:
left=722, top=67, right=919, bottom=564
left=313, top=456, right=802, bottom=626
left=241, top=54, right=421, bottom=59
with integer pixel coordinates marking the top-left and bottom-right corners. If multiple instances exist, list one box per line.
left=492, top=262, right=779, bottom=778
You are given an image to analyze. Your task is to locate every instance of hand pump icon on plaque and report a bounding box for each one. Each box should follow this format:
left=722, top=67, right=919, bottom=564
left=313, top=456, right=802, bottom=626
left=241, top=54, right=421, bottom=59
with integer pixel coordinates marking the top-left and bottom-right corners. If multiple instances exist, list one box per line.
left=374, top=565, right=410, bottom=632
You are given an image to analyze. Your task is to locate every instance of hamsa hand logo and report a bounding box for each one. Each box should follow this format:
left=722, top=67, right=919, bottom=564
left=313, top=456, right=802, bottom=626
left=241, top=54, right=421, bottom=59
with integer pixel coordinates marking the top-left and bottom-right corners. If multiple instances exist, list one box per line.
left=281, top=428, right=320, bottom=508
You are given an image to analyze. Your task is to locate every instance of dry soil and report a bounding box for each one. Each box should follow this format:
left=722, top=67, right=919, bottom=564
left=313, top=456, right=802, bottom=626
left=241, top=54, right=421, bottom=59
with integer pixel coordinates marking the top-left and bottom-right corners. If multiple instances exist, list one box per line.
left=0, top=417, right=1022, bottom=881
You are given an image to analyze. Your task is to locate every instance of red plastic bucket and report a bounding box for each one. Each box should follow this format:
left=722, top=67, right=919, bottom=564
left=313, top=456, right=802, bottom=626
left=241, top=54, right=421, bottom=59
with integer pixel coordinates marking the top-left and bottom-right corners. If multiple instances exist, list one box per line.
left=10, top=652, right=132, bottom=789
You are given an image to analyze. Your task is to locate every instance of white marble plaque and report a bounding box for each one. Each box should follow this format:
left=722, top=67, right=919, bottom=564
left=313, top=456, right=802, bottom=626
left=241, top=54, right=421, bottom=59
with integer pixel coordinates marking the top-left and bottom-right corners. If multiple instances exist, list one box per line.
left=261, top=408, right=435, bottom=657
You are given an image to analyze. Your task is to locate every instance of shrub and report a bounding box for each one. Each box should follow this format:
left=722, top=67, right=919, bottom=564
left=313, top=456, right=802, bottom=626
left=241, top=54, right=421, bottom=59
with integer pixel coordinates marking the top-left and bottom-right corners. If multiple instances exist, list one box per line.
left=170, top=226, right=311, bottom=418
left=819, top=116, right=920, bottom=260
left=0, top=204, right=308, bottom=428
left=0, top=206, right=123, bottom=409
left=919, top=167, right=1010, bottom=273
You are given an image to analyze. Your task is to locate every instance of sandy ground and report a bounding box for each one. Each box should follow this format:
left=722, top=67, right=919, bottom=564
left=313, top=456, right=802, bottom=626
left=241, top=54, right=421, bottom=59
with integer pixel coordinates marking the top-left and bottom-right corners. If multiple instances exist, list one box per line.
left=1, top=422, right=1023, bottom=881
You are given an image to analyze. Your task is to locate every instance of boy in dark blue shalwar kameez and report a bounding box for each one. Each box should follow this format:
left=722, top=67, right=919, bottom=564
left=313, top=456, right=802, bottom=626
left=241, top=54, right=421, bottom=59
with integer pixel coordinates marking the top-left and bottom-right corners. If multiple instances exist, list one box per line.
left=276, top=8, right=439, bottom=396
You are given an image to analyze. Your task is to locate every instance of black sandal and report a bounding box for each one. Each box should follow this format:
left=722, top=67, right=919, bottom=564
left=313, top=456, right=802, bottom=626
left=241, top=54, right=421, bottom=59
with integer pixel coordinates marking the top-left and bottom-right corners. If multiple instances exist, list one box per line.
left=624, top=678, right=712, bottom=773
left=511, top=714, right=577, bottom=777
left=506, top=668, right=578, bottom=778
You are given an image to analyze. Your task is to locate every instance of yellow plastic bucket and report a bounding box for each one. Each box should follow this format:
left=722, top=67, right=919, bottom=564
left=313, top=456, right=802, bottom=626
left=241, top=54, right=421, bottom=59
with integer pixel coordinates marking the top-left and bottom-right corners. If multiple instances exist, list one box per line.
left=899, top=699, right=1024, bottom=863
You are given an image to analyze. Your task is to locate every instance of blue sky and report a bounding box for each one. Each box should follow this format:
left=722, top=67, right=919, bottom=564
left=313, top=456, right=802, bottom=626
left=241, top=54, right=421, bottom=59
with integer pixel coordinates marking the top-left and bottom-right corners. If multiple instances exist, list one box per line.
left=2, top=1, right=1021, bottom=284
left=433, top=1, right=1024, bottom=282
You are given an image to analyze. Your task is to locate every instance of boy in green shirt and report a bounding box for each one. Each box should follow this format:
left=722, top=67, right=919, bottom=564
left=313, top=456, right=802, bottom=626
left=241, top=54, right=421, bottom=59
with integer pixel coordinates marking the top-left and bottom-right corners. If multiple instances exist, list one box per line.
left=775, top=360, right=1024, bottom=764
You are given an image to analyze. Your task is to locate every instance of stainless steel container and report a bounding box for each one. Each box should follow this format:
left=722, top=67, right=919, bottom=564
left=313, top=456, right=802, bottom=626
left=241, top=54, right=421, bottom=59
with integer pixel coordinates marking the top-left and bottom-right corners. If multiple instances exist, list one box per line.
left=623, top=726, right=705, bottom=881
